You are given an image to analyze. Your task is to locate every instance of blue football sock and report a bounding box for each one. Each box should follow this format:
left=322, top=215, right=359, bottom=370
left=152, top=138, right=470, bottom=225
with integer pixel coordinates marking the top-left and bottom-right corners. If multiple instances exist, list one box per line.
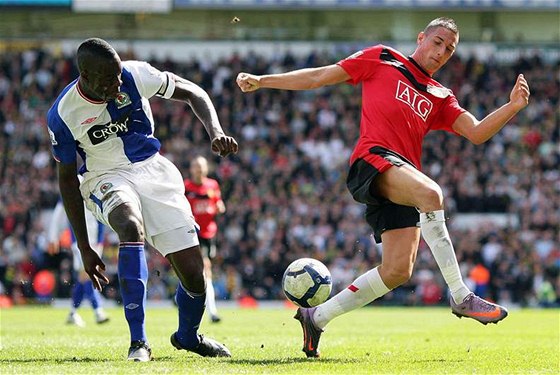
left=175, top=283, right=205, bottom=349
left=83, top=280, right=101, bottom=309
left=118, top=243, right=148, bottom=343
left=71, top=281, right=85, bottom=309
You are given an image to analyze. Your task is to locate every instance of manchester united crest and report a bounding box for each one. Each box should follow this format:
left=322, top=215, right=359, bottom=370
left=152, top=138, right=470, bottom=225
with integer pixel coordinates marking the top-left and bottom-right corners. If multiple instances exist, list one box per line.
left=115, top=92, right=131, bottom=109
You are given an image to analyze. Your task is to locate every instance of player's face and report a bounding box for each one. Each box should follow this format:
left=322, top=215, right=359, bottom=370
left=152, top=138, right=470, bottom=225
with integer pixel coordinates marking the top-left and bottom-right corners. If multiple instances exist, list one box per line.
left=413, top=27, right=458, bottom=75
left=190, top=158, right=208, bottom=181
left=84, top=55, right=123, bottom=102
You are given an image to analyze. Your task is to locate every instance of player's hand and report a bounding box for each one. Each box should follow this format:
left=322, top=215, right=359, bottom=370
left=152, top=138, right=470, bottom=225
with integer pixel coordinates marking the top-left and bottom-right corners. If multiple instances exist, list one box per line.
left=236, top=72, right=261, bottom=92
left=509, top=74, right=530, bottom=111
left=80, top=247, right=109, bottom=291
left=211, top=135, right=238, bottom=157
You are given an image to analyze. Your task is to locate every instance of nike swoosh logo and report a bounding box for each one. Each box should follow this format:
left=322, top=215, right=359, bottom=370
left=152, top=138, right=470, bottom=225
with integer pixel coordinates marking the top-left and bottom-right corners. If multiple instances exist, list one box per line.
left=304, top=328, right=314, bottom=351
left=307, top=338, right=314, bottom=352
left=469, top=308, right=502, bottom=319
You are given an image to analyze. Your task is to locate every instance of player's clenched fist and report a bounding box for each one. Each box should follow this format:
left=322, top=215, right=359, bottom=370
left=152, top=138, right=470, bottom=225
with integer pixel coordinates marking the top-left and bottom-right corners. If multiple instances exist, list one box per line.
left=211, top=135, right=238, bottom=157
left=236, top=72, right=261, bottom=92
left=509, top=74, right=530, bottom=111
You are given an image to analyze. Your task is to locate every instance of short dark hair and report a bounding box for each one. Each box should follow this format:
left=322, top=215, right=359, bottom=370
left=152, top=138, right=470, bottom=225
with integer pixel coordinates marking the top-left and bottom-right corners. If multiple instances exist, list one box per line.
left=424, top=17, right=459, bottom=35
left=77, top=38, right=117, bottom=72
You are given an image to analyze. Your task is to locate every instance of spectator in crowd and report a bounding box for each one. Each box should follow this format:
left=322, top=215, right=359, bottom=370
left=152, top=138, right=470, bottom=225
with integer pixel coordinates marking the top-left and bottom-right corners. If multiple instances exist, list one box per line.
left=0, top=43, right=557, bottom=327
left=184, top=155, right=226, bottom=323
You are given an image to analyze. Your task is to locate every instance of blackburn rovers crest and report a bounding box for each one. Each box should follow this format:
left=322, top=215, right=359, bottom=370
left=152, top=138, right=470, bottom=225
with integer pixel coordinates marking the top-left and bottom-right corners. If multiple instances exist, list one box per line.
left=100, top=182, right=113, bottom=194
left=114, top=92, right=131, bottom=109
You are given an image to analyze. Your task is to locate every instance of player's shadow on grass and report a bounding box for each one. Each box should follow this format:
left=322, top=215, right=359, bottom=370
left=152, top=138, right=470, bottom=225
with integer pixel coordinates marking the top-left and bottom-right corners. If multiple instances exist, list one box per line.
left=1, top=357, right=109, bottom=364
left=411, top=358, right=466, bottom=363
left=0, top=356, right=359, bottom=365
left=228, top=357, right=360, bottom=365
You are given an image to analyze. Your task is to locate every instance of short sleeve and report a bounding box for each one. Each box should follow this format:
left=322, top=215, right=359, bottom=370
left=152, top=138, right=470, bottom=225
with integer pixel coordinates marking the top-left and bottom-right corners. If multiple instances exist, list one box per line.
left=337, top=45, right=384, bottom=85
left=47, top=106, right=77, bottom=163
left=124, top=61, right=176, bottom=99
left=431, top=94, right=466, bottom=133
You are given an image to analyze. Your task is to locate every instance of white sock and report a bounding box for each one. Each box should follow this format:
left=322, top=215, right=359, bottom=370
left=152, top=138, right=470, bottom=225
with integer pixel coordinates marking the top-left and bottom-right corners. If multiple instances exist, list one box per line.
left=420, top=210, right=471, bottom=304
left=205, top=278, right=218, bottom=317
left=313, top=267, right=390, bottom=330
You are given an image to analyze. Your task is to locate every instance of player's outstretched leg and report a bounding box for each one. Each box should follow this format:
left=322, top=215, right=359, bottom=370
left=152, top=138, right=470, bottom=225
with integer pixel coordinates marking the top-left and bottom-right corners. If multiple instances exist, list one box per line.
left=294, top=307, right=323, bottom=358
left=450, top=293, right=508, bottom=325
left=170, top=283, right=230, bottom=357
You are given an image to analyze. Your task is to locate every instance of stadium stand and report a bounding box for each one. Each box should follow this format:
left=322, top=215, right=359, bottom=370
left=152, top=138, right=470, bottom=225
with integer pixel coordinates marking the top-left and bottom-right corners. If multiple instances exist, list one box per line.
left=0, top=45, right=558, bottom=308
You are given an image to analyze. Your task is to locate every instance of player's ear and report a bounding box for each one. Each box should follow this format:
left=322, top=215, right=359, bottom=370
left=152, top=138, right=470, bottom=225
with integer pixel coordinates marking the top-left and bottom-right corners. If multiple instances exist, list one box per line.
left=417, top=31, right=425, bottom=45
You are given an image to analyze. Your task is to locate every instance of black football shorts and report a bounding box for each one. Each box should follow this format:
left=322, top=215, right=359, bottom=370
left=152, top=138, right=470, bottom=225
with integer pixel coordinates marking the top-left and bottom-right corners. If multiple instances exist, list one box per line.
left=346, top=147, right=420, bottom=243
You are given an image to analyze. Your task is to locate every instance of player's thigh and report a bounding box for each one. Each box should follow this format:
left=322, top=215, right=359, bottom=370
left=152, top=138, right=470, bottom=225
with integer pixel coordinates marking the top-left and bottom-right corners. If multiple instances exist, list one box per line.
left=380, top=226, right=421, bottom=273
left=80, top=173, right=142, bottom=229
left=154, top=229, right=204, bottom=290
left=365, top=201, right=419, bottom=243
left=149, top=226, right=199, bottom=257
left=132, top=154, right=197, bottom=239
left=374, top=164, right=441, bottom=209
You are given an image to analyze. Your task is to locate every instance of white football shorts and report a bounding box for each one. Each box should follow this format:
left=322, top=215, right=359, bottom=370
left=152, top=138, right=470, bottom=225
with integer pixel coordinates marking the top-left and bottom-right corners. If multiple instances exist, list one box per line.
left=80, top=153, right=199, bottom=256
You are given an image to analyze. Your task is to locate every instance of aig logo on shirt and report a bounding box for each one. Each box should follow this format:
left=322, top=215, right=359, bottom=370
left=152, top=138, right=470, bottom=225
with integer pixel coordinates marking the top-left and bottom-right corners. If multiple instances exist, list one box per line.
left=395, top=80, right=433, bottom=121
left=87, top=121, right=129, bottom=145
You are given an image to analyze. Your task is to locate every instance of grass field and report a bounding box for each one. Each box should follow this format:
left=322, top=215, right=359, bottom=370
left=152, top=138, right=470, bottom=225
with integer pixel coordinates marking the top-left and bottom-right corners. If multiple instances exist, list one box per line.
left=0, top=305, right=558, bottom=374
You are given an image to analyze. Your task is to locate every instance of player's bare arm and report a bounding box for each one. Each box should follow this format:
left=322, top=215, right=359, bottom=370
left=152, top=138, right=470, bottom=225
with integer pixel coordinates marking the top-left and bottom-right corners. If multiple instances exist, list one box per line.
left=236, top=64, right=350, bottom=92
left=57, top=161, right=108, bottom=290
left=452, top=74, right=530, bottom=144
left=170, top=74, right=238, bottom=157
left=217, top=200, right=226, bottom=214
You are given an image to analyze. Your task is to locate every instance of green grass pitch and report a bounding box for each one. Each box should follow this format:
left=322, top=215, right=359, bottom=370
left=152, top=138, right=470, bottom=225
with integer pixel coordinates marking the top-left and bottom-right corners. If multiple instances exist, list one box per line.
left=0, top=305, right=558, bottom=374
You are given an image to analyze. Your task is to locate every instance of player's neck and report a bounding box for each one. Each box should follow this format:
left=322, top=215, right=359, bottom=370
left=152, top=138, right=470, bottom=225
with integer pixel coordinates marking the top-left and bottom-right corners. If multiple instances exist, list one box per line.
left=407, top=56, right=433, bottom=77
left=77, top=79, right=105, bottom=104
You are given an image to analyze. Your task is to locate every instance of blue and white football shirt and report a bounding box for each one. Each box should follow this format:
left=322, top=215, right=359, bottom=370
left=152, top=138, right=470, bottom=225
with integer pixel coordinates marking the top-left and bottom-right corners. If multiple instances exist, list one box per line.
left=47, top=61, right=176, bottom=174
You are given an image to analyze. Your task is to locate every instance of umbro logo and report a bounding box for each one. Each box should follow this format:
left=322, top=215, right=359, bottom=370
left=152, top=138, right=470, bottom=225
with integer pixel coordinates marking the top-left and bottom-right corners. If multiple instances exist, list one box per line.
left=81, top=116, right=98, bottom=125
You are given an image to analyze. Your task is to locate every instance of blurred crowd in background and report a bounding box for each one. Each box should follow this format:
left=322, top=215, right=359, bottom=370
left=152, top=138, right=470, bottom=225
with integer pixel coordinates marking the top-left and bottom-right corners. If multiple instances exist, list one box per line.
left=0, top=46, right=558, bottom=309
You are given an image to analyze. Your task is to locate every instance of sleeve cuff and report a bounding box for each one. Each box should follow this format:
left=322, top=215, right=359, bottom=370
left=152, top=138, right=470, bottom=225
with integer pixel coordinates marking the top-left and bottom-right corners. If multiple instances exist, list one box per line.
left=157, top=72, right=176, bottom=99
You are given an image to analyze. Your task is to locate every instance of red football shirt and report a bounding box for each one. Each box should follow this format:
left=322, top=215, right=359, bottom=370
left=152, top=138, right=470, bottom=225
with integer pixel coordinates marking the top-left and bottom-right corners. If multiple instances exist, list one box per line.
left=184, top=178, right=222, bottom=239
left=337, top=45, right=466, bottom=171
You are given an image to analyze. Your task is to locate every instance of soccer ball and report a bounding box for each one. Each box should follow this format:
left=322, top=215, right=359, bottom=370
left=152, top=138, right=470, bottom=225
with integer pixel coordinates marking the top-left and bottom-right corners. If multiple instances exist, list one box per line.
left=282, top=258, right=332, bottom=307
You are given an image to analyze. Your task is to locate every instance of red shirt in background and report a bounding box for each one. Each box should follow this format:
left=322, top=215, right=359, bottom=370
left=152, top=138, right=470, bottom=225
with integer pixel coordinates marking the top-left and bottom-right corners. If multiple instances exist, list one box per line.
left=184, top=178, right=222, bottom=239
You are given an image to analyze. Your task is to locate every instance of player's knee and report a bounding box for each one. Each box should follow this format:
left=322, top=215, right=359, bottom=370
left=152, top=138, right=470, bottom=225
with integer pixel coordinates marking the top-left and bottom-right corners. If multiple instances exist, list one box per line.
left=417, top=182, right=444, bottom=212
left=113, top=215, right=144, bottom=242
